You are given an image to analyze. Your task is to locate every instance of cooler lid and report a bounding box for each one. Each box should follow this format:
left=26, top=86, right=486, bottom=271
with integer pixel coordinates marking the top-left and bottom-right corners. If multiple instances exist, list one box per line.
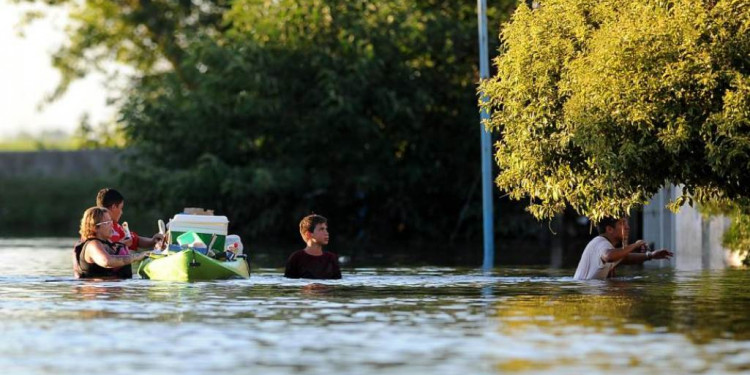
left=171, top=214, right=229, bottom=224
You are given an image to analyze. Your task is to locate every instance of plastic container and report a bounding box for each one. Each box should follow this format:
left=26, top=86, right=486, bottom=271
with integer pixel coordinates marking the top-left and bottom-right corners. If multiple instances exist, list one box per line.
left=193, top=247, right=209, bottom=255
left=176, top=231, right=205, bottom=247
left=122, top=221, right=132, bottom=240
left=225, top=234, right=244, bottom=255
left=168, top=214, right=228, bottom=252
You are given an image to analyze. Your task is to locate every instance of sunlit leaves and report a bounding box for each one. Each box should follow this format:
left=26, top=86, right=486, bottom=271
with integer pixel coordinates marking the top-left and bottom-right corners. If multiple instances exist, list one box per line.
left=21, top=0, right=231, bottom=101
left=481, top=0, right=750, bottom=224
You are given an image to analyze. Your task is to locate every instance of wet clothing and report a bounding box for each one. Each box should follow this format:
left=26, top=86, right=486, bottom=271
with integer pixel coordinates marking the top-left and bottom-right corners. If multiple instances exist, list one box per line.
left=73, top=238, right=132, bottom=279
left=110, top=222, right=139, bottom=251
left=574, top=235, right=621, bottom=280
left=284, top=250, right=342, bottom=279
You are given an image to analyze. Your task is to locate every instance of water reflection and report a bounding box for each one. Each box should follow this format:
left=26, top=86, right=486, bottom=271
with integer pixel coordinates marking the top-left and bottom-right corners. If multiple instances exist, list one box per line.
left=0, top=239, right=749, bottom=374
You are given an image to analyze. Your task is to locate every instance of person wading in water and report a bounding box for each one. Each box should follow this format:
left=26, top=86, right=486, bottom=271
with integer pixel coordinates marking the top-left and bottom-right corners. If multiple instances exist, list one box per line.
left=73, top=206, right=150, bottom=279
left=574, top=217, right=673, bottom=280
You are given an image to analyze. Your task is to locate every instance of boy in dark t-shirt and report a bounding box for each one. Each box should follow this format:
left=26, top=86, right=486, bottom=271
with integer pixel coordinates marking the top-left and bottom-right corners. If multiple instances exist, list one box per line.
left=284, top=214, right=342, bottom=279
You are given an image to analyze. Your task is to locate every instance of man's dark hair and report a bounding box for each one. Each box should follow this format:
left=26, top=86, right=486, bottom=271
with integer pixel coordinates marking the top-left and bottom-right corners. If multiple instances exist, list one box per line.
left=596, top=217, right=620, bottom=234
left=299, top=214, right=327, bottom=236
left=96, top=188, right=124, bottom=208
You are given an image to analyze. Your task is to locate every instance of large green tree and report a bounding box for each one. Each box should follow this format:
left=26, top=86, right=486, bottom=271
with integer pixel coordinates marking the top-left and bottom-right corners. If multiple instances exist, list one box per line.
left=114, top=0, right=515, bottom=249
left=16, top=0, right=230, bottom=101
left=481, top=0, right=750, bottom=223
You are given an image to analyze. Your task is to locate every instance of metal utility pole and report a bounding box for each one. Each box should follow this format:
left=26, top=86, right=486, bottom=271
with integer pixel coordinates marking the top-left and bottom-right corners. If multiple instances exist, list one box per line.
left=477, top=0, right=494, bottom=273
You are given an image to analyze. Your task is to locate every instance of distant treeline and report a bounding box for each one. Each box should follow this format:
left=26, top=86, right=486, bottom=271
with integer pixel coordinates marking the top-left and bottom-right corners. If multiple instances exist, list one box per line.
left=0, top=130, right=77, bottom=152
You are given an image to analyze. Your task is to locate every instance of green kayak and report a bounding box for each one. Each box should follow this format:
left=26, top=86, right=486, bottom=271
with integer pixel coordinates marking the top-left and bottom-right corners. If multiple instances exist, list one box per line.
left=137, top=250, right=250, bottom=281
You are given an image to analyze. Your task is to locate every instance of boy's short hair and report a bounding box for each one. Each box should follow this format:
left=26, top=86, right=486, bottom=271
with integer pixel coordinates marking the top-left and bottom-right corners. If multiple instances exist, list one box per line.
left=596, top=216, right=620, bottom=234
left=96, top=188, right=124, bottom=208
left=299, top=214, right=327, bottom=236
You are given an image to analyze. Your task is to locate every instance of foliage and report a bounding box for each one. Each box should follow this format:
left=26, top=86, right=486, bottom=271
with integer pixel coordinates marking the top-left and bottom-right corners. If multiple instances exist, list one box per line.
left=0, top=131, right=77, bottom=151
left=701, top=198, right=750, bottom=265
left=480, top=0, right=750, bottom=225
left=723, top=213, right=750, bottom=266
left=72, top=114, right=127, bottom=149
left=16, top=0, right=231, bottom=101
left=114, top=0, right=516, bottom=247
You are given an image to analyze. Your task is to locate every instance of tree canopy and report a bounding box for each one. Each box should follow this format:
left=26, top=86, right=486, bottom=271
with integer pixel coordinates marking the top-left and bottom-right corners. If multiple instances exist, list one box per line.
left=101, top=0, right=515, bottom=247
left=480, top=0, right=750, bottom=223
left=16, top=0, right=230, bottom=101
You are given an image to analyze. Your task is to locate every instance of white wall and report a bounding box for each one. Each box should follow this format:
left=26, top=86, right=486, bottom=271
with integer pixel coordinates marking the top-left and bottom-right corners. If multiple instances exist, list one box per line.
left=642, top=186, right=676, bottom=269
left=643, top=185, right=737, bottom=270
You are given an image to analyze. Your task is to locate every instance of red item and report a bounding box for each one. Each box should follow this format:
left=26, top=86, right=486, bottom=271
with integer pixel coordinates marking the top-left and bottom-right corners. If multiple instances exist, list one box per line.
left=111, top=222, right=140, bottom=250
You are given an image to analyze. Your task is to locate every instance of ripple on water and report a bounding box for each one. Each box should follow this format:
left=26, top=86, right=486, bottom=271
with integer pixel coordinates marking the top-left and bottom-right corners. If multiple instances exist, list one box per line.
left=0, top=240, right=749, bottom=374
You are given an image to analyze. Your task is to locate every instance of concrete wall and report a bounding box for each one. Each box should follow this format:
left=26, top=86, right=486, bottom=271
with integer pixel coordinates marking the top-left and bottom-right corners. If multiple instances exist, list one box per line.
left=642, top=185, right=676, bottom=269
left=0, top=149, right=118, bottom=178
left=643, top=185, right=739, bottom=270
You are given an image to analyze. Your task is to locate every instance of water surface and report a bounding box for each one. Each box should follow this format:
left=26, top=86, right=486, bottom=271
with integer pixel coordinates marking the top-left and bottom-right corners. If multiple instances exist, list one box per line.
left=1, top=238, right=749, bottom=375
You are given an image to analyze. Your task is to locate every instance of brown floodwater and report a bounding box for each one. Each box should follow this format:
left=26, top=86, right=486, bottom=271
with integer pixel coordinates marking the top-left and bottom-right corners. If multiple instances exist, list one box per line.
left=0, top=238, right=748, bottom=374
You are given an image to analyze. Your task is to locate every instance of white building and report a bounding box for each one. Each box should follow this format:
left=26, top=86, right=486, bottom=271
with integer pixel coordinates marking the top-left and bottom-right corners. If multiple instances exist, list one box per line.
left=642, top=186, right=741, bottom=270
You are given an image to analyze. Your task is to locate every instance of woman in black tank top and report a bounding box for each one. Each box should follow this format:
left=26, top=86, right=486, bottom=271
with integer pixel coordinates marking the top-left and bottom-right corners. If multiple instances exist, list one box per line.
left=73, top=207, right=150, bottom=279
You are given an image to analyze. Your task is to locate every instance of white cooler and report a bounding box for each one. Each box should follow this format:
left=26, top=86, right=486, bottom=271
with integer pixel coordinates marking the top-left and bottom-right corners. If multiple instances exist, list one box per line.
left=168, top=214, right=229, bottom=252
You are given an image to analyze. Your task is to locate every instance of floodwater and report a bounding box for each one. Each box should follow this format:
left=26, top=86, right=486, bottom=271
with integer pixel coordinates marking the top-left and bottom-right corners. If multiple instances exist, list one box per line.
left=1, top=238, right=749, bottom=375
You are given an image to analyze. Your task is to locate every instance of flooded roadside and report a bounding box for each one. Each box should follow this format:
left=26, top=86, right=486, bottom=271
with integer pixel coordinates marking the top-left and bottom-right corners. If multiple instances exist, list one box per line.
left=0, top=238, right=748, bottom=375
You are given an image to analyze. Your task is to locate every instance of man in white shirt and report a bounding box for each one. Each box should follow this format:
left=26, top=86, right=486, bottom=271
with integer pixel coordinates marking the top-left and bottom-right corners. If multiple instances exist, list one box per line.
left=574, top=217, right=673, bottom=280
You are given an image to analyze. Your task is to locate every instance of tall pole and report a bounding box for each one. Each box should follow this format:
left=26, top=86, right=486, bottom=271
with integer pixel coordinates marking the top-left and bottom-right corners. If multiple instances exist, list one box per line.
left=477, top=0, right=494, bottom=272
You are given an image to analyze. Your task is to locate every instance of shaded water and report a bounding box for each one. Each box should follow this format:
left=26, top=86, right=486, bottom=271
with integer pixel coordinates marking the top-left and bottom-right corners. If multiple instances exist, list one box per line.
left=1, top=238, right=749, bottom=375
